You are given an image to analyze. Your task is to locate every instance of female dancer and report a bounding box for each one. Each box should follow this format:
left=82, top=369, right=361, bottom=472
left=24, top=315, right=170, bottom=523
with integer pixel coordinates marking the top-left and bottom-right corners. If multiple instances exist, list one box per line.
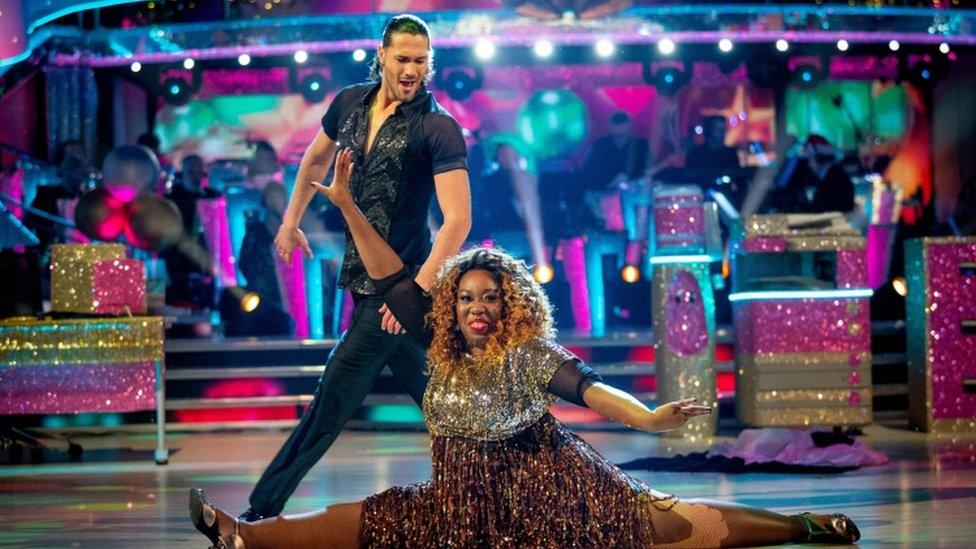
left=189, top=149, right=860, bottom=547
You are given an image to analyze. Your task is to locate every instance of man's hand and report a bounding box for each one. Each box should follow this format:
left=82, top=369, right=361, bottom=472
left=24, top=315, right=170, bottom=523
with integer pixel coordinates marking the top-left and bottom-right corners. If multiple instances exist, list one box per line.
left=378, top=303, right=404, bottom=334
left=274, top=225, right=313, bottom=264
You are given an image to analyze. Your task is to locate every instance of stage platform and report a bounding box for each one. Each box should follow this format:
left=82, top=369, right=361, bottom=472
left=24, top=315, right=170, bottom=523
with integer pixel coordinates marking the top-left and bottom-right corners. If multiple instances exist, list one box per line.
left=1, top=422, right=974, bottom=548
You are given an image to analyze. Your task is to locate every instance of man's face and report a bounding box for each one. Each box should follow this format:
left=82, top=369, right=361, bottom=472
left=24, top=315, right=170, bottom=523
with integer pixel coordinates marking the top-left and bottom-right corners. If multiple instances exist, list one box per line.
left=705, top=120, right=726, bottom=146
left=610, top=120, right=632, bottom=141
left=378, top=32, right=430, bottom=103
left=495, top=145, right=518, bottom=170
left=184, top=158, right=206, bottom=186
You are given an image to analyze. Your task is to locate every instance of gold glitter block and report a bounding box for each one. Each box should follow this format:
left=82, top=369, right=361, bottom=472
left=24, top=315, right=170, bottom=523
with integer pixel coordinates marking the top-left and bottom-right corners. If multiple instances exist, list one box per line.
left=50, top=243, right=128, bottom=313
left=0, top=316, right=164, bottom=366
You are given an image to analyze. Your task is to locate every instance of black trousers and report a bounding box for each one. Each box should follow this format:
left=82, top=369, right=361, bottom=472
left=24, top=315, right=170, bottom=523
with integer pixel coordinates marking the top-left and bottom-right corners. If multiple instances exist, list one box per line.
left=247, top=294, right=428, bottom=516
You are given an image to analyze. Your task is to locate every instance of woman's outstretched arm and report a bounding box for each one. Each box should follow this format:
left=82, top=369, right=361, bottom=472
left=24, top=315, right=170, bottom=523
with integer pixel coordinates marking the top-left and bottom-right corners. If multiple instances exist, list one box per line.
left=310, top=148, right=403, bottom=280
left=582, top=383, right=712, bottom=433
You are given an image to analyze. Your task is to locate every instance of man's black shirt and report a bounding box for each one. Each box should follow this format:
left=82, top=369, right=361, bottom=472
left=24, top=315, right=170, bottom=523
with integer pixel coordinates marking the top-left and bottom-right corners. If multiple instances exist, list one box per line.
left=322, top=82, right=466, bottom=295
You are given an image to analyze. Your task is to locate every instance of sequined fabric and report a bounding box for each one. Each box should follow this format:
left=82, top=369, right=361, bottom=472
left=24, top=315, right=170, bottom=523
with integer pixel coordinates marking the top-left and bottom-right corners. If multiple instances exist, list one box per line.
left=423, top=337, right=574, bottom=441
left=360, top=414, right=675, bottom=548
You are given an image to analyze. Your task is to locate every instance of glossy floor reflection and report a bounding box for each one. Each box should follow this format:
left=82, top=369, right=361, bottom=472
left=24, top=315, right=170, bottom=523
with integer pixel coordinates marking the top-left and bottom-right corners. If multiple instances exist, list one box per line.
left=1, top=424, right=974, bottom=548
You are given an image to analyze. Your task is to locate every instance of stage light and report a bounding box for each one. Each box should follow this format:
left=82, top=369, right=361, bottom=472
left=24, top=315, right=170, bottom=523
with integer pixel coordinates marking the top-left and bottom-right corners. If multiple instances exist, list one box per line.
left=237, top=53, right=251, bottom=66
left=837, top=39, right=850, bottom=52
left=130, top=61, right=142, bottom=73
left=533, top=264, right=554, bottom=284
left=889, top=40, right=900, bottom=52
left=439, top=67, right=483, bottom=101
left=792, top=63, right=824, bottom=89
left=595, top=39, right=615, bottom=58
left=533, top=39, right=554, bottom=58
left=182, top=58, right=195, bottom=70
left=657, top=38, right=676, bottom=56
left=241, top=292, right=261, bottom=313
left=775, top=39, right=789, bottom=52
left=620, top=265, right=641, bottom=283
left=294, top=50, right=308, bottom=63
left=298, top=73, right=328, bottom=103
left=939, top=42, right=951, bottom=54
left=649, top=64, right=689, bottom=96
left=161, top=76, right=192, bottom=105
left=352, top=48, right=367, bottom=62
left=892, top=276, right=908, bottom=297
left=474, top=39, right=496, bottom=60
left=718, top=39, right=733, bottom=53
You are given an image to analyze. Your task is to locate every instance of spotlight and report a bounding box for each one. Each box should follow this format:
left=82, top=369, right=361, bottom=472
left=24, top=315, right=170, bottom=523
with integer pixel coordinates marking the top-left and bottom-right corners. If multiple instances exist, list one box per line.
left=294, top=50, right=308, bottom=63
left=904, top=58, right=948, bottom=89
left=352, top=48, right=367, bottom=62
left=161, top=76, right=192, bottom=105
left=837, top=39, right=850, bottom=52
left=646, top=63, right=690, bottom=96
left=237, top=53, right=251, bottom=66
left=889, top=40, right=900, bottom=52
left=130, top=61, right=142, bottom=73
left=241, top=292, right=261, bottom=313
left=718, top=38, right=733, bottom=53
left=892, top=276, right=908, bottom=297
left=533, top=264, right=554, bottom=284
left=657, top=38, right=676, bottom=56
left=595, top=39, right=615, bottom=58
left=621, top=265, right=641, bottom=284
left=474, top=39, right=496, bottom=60
left=298, top=73, right=328, bottom=103
left=533, top=39, right=554, bottom=58
left=775, top=39, right=789, bottom=52
left=182, top=58, right=195, bottom=70
left=939, top=42, right=951, bottom=54
left=438, top=67, right=484, bottom=101
left=792, top=63, right=824, bottom=89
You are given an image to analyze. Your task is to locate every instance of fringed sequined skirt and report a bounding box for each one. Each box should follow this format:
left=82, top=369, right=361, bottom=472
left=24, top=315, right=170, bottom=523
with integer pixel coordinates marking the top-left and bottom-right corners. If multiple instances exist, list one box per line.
left=359, top=414, right=677, bottom=547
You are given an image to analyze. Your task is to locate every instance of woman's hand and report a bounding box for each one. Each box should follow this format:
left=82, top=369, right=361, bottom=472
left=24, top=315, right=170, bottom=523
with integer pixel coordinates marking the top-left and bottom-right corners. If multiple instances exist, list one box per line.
left=310, top=148, right=355, bottom=210
left=650, top=398, right=712, bottom=431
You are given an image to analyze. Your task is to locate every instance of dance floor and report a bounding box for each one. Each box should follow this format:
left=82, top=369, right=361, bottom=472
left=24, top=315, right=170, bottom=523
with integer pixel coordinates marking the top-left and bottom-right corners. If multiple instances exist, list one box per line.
left=1, top=423, right=975, bottom=548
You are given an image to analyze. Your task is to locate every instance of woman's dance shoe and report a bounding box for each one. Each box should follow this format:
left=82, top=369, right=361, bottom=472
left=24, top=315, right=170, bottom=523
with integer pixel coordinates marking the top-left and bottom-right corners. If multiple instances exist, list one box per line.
left=189, top=488, right=246, bottom=549
left=799, top=513, right=861, bottom=544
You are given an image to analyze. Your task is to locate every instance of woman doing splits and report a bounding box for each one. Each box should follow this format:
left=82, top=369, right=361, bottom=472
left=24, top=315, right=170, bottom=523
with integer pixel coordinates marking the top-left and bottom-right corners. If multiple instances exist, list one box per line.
left=189, top=149, right=860, bottom=548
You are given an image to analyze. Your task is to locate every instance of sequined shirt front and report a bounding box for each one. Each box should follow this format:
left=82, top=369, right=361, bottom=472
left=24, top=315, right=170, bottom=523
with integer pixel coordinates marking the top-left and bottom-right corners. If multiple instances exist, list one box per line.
left=422, top=337, right=576, bottom=441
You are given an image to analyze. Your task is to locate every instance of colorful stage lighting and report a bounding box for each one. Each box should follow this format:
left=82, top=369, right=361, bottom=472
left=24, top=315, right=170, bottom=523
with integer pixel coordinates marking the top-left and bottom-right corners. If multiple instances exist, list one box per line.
left=182, top=58, right=195, bottom=70
left=533, top=264, right=554, bottom=284
left=837, top=39, right=850, bottom=52
left=237, top=53, right=251, bottom=66
left=294, top=50, right=308, bottom=63
left=299, top=73, right=328, bottom=103
left=241, top=292, right=261, bottom=313
left=775, top=39, right=789, bottom=52
left=595, top=39, right=615, bottom=58
left=474, top=39, right=496, bottom=60
left=620, top=265, right=641, bottom=284
left=892, top=276, right=908, bottom=297
left=533, top=40, right=554, bottom=58
left=939, top=42, right=951, bottom=54
left=718, top=39, right=733, bottom=53
left=889, top=40, right=900, bottom=51
left=161, top=76, right=192, bottom=105
left=130, top=61, right=142, bottom=72
left=352, top=48, right=367, bottom=62
left=657, top=38, right=676, bottom=55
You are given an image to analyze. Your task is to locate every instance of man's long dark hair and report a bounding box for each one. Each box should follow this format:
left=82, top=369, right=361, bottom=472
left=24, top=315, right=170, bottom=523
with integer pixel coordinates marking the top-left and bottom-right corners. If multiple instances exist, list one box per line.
left=368, top=14, right=435, bottom=84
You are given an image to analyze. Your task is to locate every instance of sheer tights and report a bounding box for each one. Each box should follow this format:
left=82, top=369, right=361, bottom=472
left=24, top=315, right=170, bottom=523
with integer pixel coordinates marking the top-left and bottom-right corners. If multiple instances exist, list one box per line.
left=213, top=497, right=820, bottom=548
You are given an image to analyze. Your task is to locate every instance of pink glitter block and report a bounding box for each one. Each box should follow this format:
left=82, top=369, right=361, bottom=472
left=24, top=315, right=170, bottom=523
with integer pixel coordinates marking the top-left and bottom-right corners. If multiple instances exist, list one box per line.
left=741, top=236, right=788, bottom=253
left=92, top=259, right=146, bottom=314
left=665, top=270, right=708, bottom=356
left=599, top=193, right=625, bottom=232
left=866, top=225, right=894, bottom=288
left=836, top=248, right=868, bottom=289
left=559, top=237, right=592, bottom=332
left=0, top=361, right=157, bottom=414
left=734, top=298, right=871, bottom=355
left=274, top=252, right=309, bottom=338
left=924, top=241, right=976, bottom=421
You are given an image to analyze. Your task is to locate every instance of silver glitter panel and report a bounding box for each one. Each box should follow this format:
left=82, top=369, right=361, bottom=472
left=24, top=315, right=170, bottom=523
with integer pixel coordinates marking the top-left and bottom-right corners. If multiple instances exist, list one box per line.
left=423, top=337, right=575, bottom=441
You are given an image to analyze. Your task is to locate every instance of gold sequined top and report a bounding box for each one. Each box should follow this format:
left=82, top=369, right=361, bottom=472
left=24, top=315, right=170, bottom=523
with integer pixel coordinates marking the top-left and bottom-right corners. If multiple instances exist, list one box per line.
left=422, top=337, right=575, bottom=441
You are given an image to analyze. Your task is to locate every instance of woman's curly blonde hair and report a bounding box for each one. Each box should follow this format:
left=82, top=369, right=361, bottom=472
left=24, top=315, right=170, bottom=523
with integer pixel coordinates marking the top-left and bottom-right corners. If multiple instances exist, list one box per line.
left=426, top=247, right=554, bottom=367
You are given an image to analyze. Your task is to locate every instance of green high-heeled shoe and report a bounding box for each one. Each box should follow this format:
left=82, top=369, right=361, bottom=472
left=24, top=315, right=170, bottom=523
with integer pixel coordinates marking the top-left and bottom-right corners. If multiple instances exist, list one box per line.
left=799, top=513, right=861, bottom=544
left=189, top=488, right=246, bottom=549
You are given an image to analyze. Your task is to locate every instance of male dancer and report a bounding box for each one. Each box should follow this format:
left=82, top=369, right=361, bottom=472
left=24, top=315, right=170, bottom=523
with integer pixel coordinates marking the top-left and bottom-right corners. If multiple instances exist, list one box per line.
left=241, top=13, right=471, bottom=521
